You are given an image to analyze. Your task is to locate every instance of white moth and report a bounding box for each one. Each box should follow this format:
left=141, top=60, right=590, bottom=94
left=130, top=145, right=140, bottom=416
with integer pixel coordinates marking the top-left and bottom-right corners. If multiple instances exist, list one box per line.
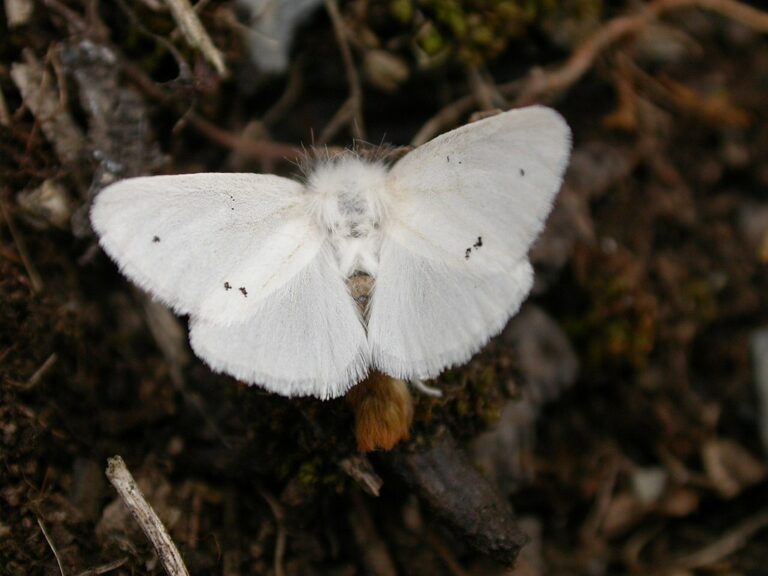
left=91, top=106, right=572, bottom=400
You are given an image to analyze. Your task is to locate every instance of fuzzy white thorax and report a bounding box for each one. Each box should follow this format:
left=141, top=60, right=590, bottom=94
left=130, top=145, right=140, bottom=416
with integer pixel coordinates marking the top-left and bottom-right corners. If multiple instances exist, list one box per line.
left=305, top=156, right=390, bottom=277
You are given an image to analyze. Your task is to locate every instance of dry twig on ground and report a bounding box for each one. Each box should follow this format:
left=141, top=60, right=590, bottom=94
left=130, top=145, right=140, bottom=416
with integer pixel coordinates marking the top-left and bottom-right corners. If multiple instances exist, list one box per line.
left=162, top=0, right=228, bottom=76
left=320, top=0, right=365, bottom=144
left=105, top=456, right=190, bottom=576
left=670, top=509, right=768, bottom=571
left=259, top=490, right=287, bottom=576
left=0, top=198, right=44, bottom=293
left=413, top=0, right=768, bottom=145
left=37, top=517, right=66, bottom=576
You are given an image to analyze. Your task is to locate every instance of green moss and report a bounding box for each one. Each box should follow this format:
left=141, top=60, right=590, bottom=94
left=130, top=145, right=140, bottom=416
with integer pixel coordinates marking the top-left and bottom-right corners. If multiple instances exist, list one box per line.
left=298, top=459, right=320, bottom=485
left=383, top=0, right=583, bottom=65
left=391, top=0, right=415, bottom=22
left=683, top=278, right=718, bottom=323
left=382, top=0, right=607, bottom=65
left=417, top=24, right=447, bottom=55
left=565, top=248, right=658, bottom=371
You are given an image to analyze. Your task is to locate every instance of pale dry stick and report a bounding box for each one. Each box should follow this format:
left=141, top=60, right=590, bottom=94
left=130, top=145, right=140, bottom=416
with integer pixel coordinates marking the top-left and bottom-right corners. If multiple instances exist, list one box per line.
left=24, top=353, right=58, bottom=390
left=412, top=0, right=768, bottom=145
left=339, top=454, right=384, bottom=497
left=466, top=67, right=494, bottom=111
left=37, top=517, right=67, bottom=576
left=0, top=87, right=10, bottom=125
left=75, top=557, right=129, bottom=576
left=162, top=0, right=228, bottom=77
left=670, top=509, right=768, bottom=570
left=320, top=0, right=365, bottom=144
left=259, top=490, right=287, bottom=576
left=10, top=49, right=86, bottom=165
left=0, top=199, right=44, bottom=293
left=105, top=456, right=190, bottom=576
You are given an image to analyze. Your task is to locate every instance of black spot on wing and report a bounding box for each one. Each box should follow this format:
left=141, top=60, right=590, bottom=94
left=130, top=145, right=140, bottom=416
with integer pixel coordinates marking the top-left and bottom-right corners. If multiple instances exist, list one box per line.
left=224, top=282, right=231, bottom=291
left=466, top=236, right=483, bottom=259
left=520, top=168, right=525, bottom=176
left=152, top=235, right=160, bottom=243
left=239, top=287, right=248, bottom=297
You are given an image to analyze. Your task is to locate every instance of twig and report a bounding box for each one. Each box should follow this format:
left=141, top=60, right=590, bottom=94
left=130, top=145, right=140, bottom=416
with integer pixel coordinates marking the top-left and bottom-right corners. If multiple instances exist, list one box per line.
left=118, top=56, right=313, bottom=162
left=10, top=49, right=85, bottom=165
left=188, top=114, right=307, bottom=162
left=259, top=490, right=286, bottom=576
left=347, top=489, right=398, bottom=576
left=695, top=0, right=768, bottom=30
left=671, top=509, right=768, bottom=570
left=466, top=67, right=494, bottom=111
left=41, top=0, right=87, bottom=32
left=161, top=0, right=228, bottom=77
left=411, top=93, right=475, bottom=146
left=515, top=0, right=768, bottom=106
left=23, top=353, right=58, bottom=390
left=105, top=456, right=190, bottom=576
left=426, top=529, right=471, bottom=576
left=320, top=0, right=365, bottom=144
left=115, top=0, right=193, bottom=84
left=0, top=198, right=44, bottom=293
left=37, top=517, right=66, bottom=576
left=75, top=557, right=129, bottom=576
left=628, top=61, right=750, bottom=128
left=263, top=60, right=305, bottom=128
left=339, top=455, right=383, bottom=497
left=387, top=434, right=528, bottom=565
left=0, top=87, right=10, bottom=126
left=412, top=0, right=768, bottom=144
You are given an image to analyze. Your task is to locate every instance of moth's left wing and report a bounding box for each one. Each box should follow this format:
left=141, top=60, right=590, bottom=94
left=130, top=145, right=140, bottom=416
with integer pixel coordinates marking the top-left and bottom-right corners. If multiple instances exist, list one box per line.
left=190, top=245, right=369, bottom=399
left=368, top=106, right=571, bottom=380
left=91, top=173, right=321, bottom=324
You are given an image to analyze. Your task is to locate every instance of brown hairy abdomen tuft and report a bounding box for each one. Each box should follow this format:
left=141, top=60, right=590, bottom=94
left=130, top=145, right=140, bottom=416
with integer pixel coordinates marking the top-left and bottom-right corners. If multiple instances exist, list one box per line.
left=347, top=372, right=413, bottom=452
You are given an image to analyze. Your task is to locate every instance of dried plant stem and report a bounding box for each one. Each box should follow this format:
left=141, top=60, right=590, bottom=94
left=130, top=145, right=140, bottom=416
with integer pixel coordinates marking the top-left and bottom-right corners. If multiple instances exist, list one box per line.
left=105, top=456, right=190, bottom=576
left=672, top=509, right=768, bottom=569
left=37, top=517, right=66, bottom=576
left=188, top=114, right=307, bottom=161
left=320, top=0, right=365, bottom=144
left=0, top=87, right=10, bottom=126
left=162, top=0, right=228, bottom=76
left=413, top=0, right=768, bottom=145
left=517, top=0, right=768, bottom=105
left=0, top=199, right=44, bottom=293
left=347, top=489, right=398, bottom=576
left=74, top=557, right=128, bottom=576
left=259, top=490, right=287, bottom=576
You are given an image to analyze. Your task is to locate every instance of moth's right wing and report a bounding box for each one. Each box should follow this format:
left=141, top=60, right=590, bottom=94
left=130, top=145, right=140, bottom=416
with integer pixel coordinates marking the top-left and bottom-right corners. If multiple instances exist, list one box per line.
left=368, top=107, right=571, bottom=381
left=91, top=173, right=321, bottom=323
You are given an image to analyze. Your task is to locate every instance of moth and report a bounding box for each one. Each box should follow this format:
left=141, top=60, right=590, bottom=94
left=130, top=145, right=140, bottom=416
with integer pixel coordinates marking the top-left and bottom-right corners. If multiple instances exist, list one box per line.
left=91, top=106, right=571, bottom=447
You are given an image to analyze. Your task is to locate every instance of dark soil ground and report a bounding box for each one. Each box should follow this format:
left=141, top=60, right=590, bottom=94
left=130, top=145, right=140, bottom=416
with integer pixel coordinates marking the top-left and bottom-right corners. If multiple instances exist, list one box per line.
left=2, top=1, right=768, bottom=575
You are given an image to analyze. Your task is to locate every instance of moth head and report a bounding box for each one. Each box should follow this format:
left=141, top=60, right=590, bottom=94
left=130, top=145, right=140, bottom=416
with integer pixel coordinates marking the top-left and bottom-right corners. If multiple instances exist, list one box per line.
left=304, top=153, right=390, bottom=232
